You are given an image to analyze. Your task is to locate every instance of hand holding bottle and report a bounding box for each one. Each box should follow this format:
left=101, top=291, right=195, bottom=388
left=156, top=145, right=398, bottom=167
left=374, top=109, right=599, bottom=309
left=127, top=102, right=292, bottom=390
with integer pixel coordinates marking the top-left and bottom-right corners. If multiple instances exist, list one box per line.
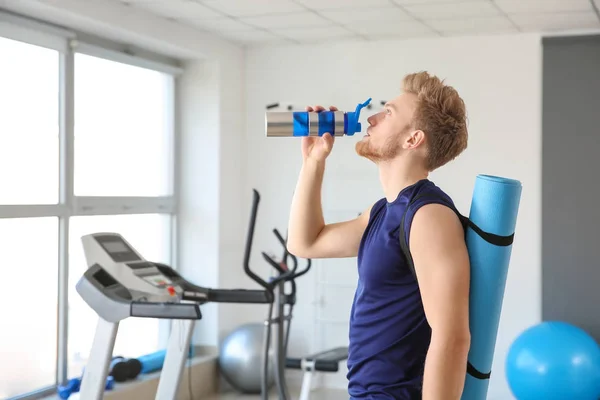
left=301, top=105, right=338, bottom=163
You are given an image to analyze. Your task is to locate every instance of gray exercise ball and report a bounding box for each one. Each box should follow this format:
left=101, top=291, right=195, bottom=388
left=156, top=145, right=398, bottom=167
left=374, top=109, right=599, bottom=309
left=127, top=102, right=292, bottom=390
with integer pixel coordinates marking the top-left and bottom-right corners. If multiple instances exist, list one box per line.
left=218, top=323, right=275, bottom=393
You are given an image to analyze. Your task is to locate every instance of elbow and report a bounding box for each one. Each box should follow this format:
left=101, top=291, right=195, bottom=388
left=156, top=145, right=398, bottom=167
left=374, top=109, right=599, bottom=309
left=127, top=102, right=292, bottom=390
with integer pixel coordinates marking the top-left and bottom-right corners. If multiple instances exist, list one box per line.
left=458, top=332, right=471, bottom=356
left=287, top=226, right=326, bottom=259
left=286, top=241, right=312, bottom=259
left=453, top=330, right=471, bottom=353
left=286, top=234, right=318, bottom=259
left=284, top=235, right=302, bottom=255
left=431, top=329, right=471, bottom=357
left=285, top=232, right=300, bottom=255
left=286, top=241, right=301, bottom=256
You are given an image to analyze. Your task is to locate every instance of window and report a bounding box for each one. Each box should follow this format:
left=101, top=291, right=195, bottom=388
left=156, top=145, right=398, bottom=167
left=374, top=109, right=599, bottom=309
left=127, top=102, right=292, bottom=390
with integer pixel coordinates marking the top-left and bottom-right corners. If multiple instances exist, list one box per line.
left=0, top=218, right=58, bottom=398
left=0, top=12, right=181, bottom=399
left=74, top=53, right=174, bottom=197
left=0, top=36, right=59, bottom=204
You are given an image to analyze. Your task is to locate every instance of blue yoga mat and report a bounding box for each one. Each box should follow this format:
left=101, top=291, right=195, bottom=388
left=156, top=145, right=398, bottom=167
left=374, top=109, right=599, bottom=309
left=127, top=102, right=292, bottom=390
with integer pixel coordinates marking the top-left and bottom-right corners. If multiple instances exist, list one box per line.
left=139, top=350, right=167, bottom=374
left=461, top=174, right=522, bottom=400
left=138, top=345, right=195, bottom=374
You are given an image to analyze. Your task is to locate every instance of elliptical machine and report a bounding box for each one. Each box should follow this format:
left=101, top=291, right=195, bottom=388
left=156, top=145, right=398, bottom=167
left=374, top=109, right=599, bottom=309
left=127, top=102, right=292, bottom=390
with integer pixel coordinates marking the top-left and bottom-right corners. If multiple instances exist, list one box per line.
left=226, top=189, right=349, bottom=400
left=222, top=189, right=312, bottom=399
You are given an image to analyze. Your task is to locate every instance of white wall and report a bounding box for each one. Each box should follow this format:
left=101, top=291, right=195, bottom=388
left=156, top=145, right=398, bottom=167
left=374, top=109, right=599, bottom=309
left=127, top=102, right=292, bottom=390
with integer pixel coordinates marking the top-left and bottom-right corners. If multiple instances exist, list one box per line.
left=242, top=33, right=542, bottom=399
left=177, top=53, right=249, bottom=346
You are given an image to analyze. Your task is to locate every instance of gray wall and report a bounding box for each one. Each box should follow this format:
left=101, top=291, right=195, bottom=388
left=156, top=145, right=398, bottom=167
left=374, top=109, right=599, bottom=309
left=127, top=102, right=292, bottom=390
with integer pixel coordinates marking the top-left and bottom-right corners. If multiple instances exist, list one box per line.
left=542, top=35, right=600, bottom=340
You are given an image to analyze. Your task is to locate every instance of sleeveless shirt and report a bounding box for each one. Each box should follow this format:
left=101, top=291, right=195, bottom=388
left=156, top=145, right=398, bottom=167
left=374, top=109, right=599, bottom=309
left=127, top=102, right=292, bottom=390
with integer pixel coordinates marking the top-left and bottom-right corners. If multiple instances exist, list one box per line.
left=347, top=179, right=456, bottom=399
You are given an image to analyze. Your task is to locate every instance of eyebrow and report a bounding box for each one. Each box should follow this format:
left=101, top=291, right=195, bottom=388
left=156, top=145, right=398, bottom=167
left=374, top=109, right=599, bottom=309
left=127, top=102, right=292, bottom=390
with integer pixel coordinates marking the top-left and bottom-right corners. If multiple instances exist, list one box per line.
left=384, top=103, right=397, bottom=111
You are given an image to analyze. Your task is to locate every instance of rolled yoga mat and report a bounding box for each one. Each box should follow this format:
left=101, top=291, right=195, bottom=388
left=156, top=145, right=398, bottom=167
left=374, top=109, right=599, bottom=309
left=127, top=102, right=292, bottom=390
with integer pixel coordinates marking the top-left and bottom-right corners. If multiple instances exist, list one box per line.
left=460, top=174, right=522, bottom=400
left=138, top=345, right=195, bottom=375
left=138, top=350, right=167, bottom=374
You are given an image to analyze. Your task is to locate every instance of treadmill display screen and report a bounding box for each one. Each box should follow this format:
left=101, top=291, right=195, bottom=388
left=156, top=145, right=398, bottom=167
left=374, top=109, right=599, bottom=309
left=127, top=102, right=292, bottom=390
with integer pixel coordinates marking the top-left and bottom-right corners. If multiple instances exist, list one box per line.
left=103, top=241, right=129, bottom=254
left=96, top=235, right=141, bottom=263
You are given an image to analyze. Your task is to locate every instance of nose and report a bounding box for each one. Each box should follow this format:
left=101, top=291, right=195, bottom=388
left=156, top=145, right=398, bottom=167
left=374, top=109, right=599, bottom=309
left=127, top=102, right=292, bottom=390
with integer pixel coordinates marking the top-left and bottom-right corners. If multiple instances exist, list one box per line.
left=367, top=111, right=382, bottom=126
left=367, top=113, right=378, bottom=126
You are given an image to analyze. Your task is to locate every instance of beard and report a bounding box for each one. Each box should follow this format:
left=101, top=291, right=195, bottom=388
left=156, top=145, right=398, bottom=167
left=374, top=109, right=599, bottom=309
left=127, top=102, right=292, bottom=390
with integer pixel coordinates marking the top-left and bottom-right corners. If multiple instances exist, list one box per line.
left=355, top=132, right=403, bottom=162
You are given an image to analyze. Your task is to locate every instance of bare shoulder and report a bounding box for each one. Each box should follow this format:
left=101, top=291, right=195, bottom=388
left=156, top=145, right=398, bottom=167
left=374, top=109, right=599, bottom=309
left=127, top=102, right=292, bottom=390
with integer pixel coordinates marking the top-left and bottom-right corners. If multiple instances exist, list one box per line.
left=408, top=202, right=469, bottom=276
left=411, top=203, right=464, bottom=241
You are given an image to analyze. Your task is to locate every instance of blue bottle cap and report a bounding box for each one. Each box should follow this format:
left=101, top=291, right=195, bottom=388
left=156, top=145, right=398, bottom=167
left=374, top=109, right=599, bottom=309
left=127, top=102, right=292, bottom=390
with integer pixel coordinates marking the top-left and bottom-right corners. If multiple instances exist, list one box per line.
left=345, top=98, right=372, bottom=136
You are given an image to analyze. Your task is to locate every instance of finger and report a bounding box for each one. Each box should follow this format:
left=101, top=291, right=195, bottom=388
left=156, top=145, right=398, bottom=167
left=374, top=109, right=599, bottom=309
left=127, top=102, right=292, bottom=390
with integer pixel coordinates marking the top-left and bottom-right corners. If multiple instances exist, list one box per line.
left=305, top=106, right=314, bottom=112
left=313, top=105, right=326, bottom=112
left=329, top=106, right=338, bottom=111
left=322, top=132, right=334, bottom=150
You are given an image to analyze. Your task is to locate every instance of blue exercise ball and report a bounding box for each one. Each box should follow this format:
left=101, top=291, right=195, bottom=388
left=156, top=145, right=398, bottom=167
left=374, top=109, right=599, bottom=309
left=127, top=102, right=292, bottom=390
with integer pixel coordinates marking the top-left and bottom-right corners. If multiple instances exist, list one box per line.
left=506, top=321, right=600, bottom=400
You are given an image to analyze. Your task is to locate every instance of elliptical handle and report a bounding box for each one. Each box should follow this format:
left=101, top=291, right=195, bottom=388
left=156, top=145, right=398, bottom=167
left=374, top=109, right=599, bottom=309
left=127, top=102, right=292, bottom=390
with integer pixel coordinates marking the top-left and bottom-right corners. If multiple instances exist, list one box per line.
left=282, top=249, right=298, bottom=275
left=273, top=227, right=311, bottom=280
left=243, top=189, right=271, bottom=291
left=261, top=251, right=288, bottom=275
left=273, top=227, right=286, bottom=245
left=291, top=257, right=312, bottom=280
left=262, top=253, right=295, bottom=285
left=272, top=228, right=299, bottom=273
left=268, top=269, right=295, bottom=286
left=273, top=228, right=298, bottom=271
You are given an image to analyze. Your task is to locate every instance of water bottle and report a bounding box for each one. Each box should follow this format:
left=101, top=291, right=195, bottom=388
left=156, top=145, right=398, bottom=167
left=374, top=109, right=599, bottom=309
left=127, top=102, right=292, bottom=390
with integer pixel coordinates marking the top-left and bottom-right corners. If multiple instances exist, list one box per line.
left=265, top=98, right=372, bottom=137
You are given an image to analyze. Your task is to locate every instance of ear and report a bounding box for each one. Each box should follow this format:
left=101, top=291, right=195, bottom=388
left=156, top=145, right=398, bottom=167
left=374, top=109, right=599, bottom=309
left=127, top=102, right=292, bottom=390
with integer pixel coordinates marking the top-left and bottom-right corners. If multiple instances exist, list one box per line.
left=403, top=129, right=426, bottom=150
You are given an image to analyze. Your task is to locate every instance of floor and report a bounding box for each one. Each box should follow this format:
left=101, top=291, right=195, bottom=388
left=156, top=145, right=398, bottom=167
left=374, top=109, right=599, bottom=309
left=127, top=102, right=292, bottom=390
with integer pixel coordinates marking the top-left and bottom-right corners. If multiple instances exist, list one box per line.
left=204, top=388, right=348, bottom=400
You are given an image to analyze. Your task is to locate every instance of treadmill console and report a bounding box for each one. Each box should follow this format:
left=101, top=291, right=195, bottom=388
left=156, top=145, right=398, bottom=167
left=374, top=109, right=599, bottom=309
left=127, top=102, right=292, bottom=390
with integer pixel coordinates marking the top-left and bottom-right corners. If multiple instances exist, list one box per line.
left=81, top=232, right=182, bottom=302
left=127, top=262, right=174, bottom=288
left=76, top=232, right=205, bottom=323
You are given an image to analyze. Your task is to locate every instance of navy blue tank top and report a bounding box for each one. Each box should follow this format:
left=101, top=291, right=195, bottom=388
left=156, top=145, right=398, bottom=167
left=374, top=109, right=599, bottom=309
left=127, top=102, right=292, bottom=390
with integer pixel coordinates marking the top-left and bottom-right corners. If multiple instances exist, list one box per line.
left=347, top=179, right=456, bottom=399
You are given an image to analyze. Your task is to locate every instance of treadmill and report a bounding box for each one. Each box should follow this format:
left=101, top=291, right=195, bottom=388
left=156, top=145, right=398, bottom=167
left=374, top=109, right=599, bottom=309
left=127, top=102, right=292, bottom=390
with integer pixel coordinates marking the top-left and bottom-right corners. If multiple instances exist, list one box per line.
left=75, top=233, right=205, bottom=400
left=75, top=231, right=275, bottom=400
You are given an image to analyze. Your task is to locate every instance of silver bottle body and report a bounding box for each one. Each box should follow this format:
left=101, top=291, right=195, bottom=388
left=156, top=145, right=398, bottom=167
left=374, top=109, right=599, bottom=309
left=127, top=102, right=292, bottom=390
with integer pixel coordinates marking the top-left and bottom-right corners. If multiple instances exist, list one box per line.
left=265, top=111, right=347, bottom=137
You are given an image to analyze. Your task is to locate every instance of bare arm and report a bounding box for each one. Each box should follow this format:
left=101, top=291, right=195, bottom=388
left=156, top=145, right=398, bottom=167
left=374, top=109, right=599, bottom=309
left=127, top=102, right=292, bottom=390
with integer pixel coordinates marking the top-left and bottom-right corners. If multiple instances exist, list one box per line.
left=286, top=104, right=372, bottom=260
left=409, top=204, right=471, bottom=400
left=287, top=156, right=372, bottom=259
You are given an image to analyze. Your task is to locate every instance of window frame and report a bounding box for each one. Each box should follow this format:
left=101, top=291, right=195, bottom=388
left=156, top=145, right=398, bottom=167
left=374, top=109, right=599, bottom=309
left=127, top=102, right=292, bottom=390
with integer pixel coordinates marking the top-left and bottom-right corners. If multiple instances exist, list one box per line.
left=0, top=10, right=182, bottom=400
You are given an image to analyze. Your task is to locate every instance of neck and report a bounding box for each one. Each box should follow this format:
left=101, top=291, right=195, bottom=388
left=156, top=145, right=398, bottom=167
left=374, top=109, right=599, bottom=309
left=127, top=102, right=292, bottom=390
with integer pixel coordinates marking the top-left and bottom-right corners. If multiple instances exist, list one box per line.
left=378, top=157, right=429, bottom=202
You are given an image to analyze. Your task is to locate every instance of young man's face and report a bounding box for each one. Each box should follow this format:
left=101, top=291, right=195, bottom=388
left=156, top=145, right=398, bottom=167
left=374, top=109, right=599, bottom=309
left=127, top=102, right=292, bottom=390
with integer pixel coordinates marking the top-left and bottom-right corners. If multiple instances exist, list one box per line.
left=355, top=92, right=419, bottom=162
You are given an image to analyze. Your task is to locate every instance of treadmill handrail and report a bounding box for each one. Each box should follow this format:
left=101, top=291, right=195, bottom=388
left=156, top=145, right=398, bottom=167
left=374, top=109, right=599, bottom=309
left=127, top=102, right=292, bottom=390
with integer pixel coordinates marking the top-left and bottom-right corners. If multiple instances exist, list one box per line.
left=151, top=262, right=275, bottom=304
left=207, top=288, right=272, bottom=304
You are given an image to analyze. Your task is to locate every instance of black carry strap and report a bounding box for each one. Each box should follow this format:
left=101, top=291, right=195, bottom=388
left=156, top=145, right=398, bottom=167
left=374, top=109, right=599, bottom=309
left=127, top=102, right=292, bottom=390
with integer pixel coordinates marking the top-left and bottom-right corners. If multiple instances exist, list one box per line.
left=398, top=191, right=514, bottom=381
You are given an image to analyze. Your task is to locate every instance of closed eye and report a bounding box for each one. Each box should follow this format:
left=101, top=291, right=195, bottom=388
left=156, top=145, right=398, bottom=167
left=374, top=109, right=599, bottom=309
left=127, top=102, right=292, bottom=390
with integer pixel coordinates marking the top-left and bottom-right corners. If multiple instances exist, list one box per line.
left=383, top=102, right=396, bottom=115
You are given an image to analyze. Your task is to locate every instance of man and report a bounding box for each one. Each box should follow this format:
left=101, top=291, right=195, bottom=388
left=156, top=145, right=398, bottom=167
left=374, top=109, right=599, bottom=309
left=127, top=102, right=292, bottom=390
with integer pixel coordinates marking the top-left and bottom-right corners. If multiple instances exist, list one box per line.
left=286, top=71, right=471, bottom=399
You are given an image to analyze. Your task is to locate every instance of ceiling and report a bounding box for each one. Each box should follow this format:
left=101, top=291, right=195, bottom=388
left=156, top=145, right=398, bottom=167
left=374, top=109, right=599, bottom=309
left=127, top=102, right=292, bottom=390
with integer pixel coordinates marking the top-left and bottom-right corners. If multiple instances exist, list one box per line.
left=119, top=0, right=600, bottom=46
